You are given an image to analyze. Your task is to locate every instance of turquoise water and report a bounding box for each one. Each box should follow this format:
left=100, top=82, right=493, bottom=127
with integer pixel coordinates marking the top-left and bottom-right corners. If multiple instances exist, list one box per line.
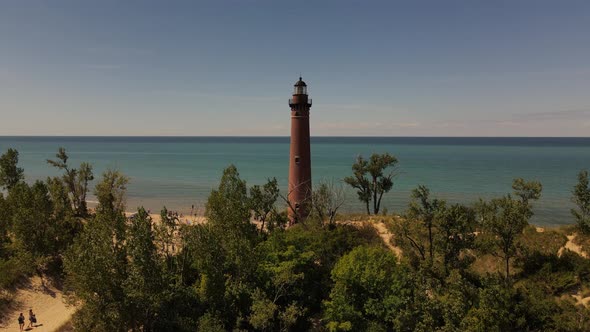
left=1, top=137, right=589, bottom=226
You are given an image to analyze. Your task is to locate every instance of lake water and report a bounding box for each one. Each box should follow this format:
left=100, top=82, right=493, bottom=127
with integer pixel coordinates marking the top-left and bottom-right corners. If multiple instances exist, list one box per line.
left=1, top=136, right=589, bottom=226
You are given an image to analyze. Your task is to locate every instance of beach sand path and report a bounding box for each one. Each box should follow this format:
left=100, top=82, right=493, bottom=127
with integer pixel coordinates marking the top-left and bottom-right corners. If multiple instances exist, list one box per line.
left=0, top=277, right=75, bottom=332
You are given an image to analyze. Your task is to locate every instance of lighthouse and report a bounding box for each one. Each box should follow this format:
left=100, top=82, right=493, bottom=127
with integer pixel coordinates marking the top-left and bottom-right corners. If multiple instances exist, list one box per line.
left=288, top=77, right=312, bottom=224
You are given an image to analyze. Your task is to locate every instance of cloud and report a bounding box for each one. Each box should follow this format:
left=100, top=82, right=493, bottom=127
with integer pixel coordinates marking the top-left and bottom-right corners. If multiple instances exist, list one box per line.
left=315, top=121, right=420, bottom=130
left=84, top=46, right=153, bottom=56
left=151, top=89, right=282, bottom=103
left=316, top=103, right=412, bottom=115
left=80, top=64, right=124, bottom=70
left=515, top=109, right=590, bottom=121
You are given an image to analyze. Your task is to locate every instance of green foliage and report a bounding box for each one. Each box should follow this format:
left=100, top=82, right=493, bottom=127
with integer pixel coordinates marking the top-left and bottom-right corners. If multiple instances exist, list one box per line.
left=47, top=147, right=94, bottom=217
left=519, top=226, right=567, bottom=256
left=572, top=170, right=590, bottom=233
left=197, top=313, right=226, bottom=332
left=250, top=177, right=281, bottom=233
left=0, top=148, right=24, bottom=191
left=408, top=185, right=446, bottom=263
left=436, top=203, right=477, bottom=274
left=9, top=181, right=55, bottom=259
left=0, top=193, right=11, bottom=255
left=205, top=164, right=259, bottom=282
left=64, top=202, right=129, bottom=331
left=124, top=208, right=164, bottom=330
left=0, top=250, right=35, bottom=288
left=3, top=155, right=590, bottom=332
left=344, top=153, right=398, bottom=215
left=324, top=245, right=413, bottom=331
left=512, top=178, right=542, bottom=207
left=94, top=169, right=129, bottom=215
left=478, top=195, right=533, bottom=280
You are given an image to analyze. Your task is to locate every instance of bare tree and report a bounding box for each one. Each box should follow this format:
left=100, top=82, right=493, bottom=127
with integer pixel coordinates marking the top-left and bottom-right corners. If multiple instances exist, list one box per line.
left=280, top=182, right=313, bottom=227
left=312, top=179, right=346, bottom=226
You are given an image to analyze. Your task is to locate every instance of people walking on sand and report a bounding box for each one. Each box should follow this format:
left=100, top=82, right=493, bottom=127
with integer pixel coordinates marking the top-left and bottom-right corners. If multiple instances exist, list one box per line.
left=18, top=313, right=25, bottom=331
left=28, top=308, right=36, bottom=328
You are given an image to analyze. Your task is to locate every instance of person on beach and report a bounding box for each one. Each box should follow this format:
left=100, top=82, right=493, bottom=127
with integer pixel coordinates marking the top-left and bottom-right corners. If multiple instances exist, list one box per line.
left=28, top=309, right=36, bottom=328
left=18, top=313, right=25, bottom=331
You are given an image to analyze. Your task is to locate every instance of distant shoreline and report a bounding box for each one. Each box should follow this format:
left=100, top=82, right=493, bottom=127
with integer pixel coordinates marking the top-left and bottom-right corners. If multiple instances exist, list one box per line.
left=3, top=136, right=589, bottom=226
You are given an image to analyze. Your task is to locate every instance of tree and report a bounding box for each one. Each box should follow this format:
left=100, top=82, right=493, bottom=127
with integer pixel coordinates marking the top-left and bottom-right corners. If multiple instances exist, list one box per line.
left=249, top=177, right=280, bottom=233
left=312, top=179, right=346, bottom=227
left=344, top=153, right=398, bottom=215
left=478, top=179, right=542, bottom=281
left=478, top=195, right=531, bottom=281
left=202, top=165, right=260, bottom=326
left=47, top=148, right=94, bottom=217
left=324, top=245, right=413, bottom=331
left=94, top=169, right=129, bottom=215
left=8, top=182, right=55, bottom=261
left=512, top=178, right=542, bottom=218
left=65, top=206, right=129, bottom=331
left=65, top=170, right=131, bottom=331
left=0, top=148, right=24, bottom=191
left=572, top=170, right=590, bottom=233
left=436, top=203, right=476, bottom=274
left=408, top=185, right=445, bottom=263
left=124, top=208, right=164, bottom=331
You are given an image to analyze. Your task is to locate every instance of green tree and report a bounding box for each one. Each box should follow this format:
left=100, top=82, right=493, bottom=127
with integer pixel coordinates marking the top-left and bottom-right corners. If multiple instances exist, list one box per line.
left=0, top=148, right=24, bottom=191
left=408, top=185, right=445, bottom=263
left=65, top=171, right=130, bottom=331
left=572, top=170, right=590, bottom=233
left=124, top=208, right=164, bottom=331
left=199, top=165, right=261, bottom=327
left=0, top=193, right=10, bottom=254
left=0, top=190, right=35, bottom=288
left=205, top=166, right=259, bottom=277
left=478, top=195, right=532, bottom=281
left=94, top=169, right=129, bottom=215
left=436, top=203, right=476, bottom=275
left=324, top=245, right=413, bottom=331
left=344, top=153, right=398, bottom=215
left=197, top=313, right=226, bottom=332
left=511, top=178, right=542, bottom=218
left=65, top=208, right=129, bottom=331
left=8, top=182, right=55, bottom=260
left=46, top=176, right=82, bottom=256
left=249, top=177, right=280, bottom=233
left=47, top=147, right=94, bottom=217
left=156, top=207, right=178, bottom=274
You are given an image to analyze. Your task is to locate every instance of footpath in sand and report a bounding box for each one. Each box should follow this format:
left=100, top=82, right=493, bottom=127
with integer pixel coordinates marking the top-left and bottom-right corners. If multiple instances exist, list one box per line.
left=557, top=233, right=590, bottom=306
left=0, top=276, right=75, bottom=332
left=558, top=233, right=588, bottom=259
left=341, top=219, right=403, bottom=259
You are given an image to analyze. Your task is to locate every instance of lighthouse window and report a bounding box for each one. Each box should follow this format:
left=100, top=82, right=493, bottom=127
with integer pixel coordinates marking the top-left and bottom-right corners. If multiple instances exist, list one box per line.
left=295, top=156, right=300, bottom=164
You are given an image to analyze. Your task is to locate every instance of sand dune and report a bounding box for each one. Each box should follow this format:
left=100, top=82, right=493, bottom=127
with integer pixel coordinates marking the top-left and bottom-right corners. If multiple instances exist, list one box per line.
left=0, top=277, right=75, bottom=332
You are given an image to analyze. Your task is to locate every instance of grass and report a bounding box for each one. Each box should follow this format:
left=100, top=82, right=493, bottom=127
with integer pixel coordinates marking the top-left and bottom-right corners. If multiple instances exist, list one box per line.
left=573, top=231, right=590, bottom=254
left=521, top=225, right=568, bottom=256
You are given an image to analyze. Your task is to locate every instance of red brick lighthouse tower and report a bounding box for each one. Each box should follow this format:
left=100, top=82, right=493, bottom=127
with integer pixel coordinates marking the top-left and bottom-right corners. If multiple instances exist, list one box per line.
left=288, top=77, right=313, bottom=224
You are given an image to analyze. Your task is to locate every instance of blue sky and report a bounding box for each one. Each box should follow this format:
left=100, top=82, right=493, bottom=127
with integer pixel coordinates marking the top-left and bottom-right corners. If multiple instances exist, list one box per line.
left=1, top=0, right=589, bottom=136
